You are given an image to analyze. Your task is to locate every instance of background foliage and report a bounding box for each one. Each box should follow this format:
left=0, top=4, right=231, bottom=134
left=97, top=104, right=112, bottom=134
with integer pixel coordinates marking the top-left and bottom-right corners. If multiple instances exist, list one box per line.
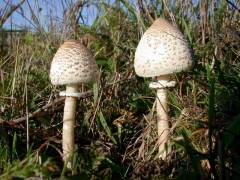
left=0, top=0, right=240, bottom=179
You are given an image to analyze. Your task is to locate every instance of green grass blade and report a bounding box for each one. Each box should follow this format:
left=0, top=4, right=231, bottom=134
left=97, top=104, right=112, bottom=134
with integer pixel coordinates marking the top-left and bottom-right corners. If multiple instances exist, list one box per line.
left=98, top=111, right=117, bottom=144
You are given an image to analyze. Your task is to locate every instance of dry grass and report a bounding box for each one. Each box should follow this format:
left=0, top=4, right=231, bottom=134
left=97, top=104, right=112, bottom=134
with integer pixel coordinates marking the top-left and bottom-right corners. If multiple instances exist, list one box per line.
left=0, top=0, right=240, bottom=179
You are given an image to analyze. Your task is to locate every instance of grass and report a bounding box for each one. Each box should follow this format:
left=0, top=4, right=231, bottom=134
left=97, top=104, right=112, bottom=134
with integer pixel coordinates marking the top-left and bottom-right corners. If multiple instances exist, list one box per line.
left=0, top=0, right=240, bottom=179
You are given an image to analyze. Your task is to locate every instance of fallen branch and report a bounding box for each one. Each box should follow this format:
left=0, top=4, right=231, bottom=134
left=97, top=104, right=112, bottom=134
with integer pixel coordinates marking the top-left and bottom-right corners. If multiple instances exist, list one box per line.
left=1, top=90, right=93, bottom=126
left=1, top=77, right=135, bottom=126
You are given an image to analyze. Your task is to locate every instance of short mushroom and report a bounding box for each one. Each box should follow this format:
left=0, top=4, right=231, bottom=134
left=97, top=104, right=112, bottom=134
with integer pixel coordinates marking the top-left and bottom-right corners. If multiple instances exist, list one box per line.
left=50, top=40, right=99, bottom=168
left=134, top=18, right=193, bottom=159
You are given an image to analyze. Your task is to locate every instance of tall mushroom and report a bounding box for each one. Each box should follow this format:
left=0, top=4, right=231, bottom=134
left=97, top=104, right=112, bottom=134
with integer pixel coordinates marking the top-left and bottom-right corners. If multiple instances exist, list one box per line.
left=134, top=18, right=193, bottom=159
left=50, top=40, right=99, bottom=168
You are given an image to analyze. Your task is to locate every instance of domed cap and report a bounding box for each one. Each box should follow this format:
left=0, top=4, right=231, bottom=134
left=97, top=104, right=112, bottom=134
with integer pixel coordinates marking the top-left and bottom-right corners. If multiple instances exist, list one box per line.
left=50, top=40, right=99, bottom=85
left=134, top=18, right=193, bottom=77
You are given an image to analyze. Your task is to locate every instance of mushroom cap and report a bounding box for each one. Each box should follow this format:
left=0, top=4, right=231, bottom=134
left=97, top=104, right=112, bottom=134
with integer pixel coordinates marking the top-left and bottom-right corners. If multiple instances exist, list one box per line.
left=134, top=18, right=193, bottom=77
left=50, top=40, right=99, bottom=85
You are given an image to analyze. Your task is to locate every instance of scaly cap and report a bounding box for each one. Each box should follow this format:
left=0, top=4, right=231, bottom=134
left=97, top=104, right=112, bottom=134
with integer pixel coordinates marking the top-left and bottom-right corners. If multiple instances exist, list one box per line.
left=50, top=40, right=99, bottom=85
left=134, top=18, right=193, bottom=77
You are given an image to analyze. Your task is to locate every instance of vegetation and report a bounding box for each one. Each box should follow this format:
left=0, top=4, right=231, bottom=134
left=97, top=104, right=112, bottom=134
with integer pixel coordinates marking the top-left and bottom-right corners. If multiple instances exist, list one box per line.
left=0, top=0, right=240, bottom=179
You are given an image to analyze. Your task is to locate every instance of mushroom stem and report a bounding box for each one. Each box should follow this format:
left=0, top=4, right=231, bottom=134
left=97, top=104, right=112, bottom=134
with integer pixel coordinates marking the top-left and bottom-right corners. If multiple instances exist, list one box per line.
left=62, top=85, right=78, bottom=168
left=156, top=75, right=171, bottom=159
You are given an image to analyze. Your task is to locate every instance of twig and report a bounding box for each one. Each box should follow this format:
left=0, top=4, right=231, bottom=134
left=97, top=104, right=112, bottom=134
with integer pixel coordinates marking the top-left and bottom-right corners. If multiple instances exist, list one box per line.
left=0, top=0, right=26, bottom=27
left=226, top=0, right=240, bottom=11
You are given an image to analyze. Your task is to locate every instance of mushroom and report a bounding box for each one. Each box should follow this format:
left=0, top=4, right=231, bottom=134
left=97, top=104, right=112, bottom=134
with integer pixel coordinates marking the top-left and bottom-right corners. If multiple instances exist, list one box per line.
left=50, top=40, right=99, bottom=168
left=134, top=18, right=193, bottom=159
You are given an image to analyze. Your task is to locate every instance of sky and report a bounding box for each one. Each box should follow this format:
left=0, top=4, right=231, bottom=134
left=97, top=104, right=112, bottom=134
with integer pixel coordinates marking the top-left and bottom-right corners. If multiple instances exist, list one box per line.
left=0, top=0, right=99, bottom=30
left=1, top=0, right=237, bottom=30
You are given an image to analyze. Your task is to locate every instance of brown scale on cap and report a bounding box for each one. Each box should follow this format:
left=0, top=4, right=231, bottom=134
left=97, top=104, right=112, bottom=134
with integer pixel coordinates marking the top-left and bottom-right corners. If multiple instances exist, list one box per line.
left=134, top=18, right=193, bottom=77
left=50, top=40, right=99, bottom=85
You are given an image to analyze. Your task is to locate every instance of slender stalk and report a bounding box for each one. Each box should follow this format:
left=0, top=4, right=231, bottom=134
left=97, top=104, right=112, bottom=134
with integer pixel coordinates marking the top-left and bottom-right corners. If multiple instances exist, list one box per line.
left=62, top=85, right=78, bottom=168
left=156, top=76, right=171, bottom=159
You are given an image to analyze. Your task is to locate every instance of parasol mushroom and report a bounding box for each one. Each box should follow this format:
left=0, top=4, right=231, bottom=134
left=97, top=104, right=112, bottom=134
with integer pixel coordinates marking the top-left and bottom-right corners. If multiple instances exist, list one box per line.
left=134, top=18, right=193, bottom=159
left=50, top=40, right=99, bottom=168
